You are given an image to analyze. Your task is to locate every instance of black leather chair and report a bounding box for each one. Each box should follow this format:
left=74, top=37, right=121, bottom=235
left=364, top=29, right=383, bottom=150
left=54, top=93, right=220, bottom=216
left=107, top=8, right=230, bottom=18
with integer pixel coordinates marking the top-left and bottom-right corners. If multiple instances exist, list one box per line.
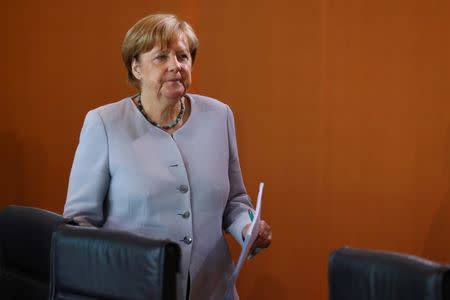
left=0, top=205, right=67, bottom=300
left=329, top=246, right=450, bottom=300
left=49, top=224, right=181, bottom=300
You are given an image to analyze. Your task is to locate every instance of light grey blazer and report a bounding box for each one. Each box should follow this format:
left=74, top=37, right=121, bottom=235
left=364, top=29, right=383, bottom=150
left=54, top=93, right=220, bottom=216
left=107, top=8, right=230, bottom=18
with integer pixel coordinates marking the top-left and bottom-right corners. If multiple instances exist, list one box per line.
left=63, top=94, right=253, bottom=300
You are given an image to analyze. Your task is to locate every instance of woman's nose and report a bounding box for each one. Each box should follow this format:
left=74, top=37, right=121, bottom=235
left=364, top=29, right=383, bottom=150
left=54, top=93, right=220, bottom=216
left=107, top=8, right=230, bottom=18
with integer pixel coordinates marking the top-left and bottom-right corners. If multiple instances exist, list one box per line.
left=168, top=55, right=181, bottom=72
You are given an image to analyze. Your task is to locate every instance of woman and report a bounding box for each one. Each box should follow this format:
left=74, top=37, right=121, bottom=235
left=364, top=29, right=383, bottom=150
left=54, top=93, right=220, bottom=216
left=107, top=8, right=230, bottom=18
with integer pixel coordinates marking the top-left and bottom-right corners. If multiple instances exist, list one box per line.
left=64, top=14, right=272, bottom=300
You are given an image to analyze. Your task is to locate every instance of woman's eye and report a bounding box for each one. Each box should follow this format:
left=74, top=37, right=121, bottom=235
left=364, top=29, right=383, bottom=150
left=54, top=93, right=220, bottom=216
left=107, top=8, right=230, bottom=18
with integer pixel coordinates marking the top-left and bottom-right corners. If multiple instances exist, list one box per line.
left=178, top=54, right=189, bottom=61
left=155, top=54, right=167, bottom=61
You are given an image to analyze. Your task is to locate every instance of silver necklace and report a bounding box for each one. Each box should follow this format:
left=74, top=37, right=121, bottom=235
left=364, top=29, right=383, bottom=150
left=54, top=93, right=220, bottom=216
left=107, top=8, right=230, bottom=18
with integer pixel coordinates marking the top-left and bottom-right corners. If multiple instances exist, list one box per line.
left=136, top=94, right=185, bottom=130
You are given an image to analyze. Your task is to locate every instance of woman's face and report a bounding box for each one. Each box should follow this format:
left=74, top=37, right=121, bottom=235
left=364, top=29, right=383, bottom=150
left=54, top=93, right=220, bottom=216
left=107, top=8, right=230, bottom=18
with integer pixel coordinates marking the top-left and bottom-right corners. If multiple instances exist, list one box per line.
left=132, top=34, right=192, bottom=100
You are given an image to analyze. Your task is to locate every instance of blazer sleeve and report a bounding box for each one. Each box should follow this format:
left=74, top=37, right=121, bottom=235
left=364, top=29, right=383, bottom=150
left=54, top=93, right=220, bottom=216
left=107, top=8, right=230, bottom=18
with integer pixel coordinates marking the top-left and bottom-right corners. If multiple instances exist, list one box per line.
left=223, top=106, right=254, bottom=246
left=63, top=110, right=110, bottom=227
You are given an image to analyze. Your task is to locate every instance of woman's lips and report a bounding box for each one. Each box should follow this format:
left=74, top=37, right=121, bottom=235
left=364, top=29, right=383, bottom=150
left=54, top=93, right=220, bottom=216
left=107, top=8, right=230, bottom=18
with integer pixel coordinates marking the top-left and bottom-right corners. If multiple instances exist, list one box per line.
left=166, top=78, right=182, bottom=82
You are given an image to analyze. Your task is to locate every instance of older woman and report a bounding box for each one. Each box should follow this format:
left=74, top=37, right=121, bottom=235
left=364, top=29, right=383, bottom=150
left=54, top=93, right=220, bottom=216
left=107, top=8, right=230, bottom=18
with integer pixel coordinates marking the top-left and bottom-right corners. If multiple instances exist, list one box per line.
left=64, top=14, right=272, bottom=300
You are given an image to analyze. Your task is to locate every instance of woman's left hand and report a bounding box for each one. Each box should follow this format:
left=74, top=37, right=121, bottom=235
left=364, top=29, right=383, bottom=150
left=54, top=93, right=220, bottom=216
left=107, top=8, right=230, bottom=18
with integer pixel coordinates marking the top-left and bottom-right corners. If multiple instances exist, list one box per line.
left=242, top=220, right=272, bottom=251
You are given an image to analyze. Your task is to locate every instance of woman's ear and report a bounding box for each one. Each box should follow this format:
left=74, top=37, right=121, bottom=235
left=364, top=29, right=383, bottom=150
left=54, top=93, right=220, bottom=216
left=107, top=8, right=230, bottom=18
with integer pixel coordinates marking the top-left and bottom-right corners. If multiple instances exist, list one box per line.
left=131, top=58, right=141, bottom=80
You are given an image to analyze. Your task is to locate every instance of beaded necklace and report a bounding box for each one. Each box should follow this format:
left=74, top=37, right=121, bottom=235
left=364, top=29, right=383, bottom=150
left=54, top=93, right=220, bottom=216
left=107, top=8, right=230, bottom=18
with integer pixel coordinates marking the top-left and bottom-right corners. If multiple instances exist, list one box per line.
left=136, top=94, right=185, bottom=130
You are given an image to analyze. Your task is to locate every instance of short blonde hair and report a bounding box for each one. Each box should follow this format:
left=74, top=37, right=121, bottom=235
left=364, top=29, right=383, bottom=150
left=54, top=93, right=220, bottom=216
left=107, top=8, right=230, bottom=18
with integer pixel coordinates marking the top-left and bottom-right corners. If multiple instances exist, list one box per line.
left=121, top=14, right=199, bottom=88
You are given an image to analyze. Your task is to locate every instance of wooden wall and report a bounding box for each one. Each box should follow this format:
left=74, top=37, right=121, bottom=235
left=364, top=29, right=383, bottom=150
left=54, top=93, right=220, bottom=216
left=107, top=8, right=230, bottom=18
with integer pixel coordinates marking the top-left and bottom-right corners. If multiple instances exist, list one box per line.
left=1, top=0, right=449, bottom=298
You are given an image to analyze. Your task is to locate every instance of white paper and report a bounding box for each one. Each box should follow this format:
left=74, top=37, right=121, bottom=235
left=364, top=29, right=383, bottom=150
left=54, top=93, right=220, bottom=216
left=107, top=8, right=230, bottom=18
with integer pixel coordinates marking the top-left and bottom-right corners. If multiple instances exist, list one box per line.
left=224, top=182, right=264, bottom=300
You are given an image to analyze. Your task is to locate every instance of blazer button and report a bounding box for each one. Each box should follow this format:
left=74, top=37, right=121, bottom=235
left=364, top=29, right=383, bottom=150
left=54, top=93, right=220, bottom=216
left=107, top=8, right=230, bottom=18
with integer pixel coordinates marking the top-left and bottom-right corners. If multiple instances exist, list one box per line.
left=178, top=185, right=189, bottom=193
left=182, top=236, right=192, bottom=245
left=178, top=211, right=190, bottom=219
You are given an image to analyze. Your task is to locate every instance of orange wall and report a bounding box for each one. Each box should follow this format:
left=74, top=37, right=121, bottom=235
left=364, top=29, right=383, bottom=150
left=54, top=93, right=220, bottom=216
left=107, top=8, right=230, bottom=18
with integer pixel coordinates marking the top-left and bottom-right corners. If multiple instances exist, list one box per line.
left=1, top=1, right=450, bottom=299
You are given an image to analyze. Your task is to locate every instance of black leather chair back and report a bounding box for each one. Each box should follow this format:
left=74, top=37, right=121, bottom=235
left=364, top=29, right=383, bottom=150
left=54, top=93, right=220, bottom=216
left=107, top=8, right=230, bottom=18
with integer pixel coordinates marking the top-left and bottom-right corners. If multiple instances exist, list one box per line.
left=0, top=205, right=67, bottom=300
left=329, top=247, right=450, bottom=300
left=50, top=225, right=180, bottom=300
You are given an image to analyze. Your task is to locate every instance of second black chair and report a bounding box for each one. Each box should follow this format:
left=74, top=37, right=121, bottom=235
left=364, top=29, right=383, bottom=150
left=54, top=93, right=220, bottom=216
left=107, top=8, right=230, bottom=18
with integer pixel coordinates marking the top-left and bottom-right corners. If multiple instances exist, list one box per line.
left=329, top=246, right=450, bottom=300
